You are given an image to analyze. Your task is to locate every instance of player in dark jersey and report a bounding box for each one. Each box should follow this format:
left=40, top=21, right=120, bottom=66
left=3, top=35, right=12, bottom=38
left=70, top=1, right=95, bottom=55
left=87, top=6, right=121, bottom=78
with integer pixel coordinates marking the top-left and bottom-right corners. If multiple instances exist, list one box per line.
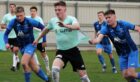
left=4, top=6, right=49, bottom=82
left=89, top=9, right=140, bottom=82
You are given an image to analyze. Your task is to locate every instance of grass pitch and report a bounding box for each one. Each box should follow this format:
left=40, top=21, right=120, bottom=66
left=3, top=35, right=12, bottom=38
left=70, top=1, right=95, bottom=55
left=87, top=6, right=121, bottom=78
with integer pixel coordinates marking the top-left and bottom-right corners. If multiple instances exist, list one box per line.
left=0, top=50, right=128, bottom=82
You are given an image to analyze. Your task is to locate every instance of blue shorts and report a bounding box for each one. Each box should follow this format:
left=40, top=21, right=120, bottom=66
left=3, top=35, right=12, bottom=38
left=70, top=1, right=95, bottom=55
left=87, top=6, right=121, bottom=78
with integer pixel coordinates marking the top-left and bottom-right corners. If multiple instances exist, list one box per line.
left=119, top=50, right=139, bottom=71
left=96, top=43, right=112, bottom=54
left=20, top=44, right=37, bottom=56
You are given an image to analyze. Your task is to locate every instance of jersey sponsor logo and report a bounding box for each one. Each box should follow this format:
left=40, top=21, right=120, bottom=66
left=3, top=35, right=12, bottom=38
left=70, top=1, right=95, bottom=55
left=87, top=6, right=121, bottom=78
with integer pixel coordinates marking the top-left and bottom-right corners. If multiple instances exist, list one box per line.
left=28, top=50, right=32, bottom=53
left=114, top=37, right=126, bottom=44
left=18, top=31, right=25, bottom=38
left=55, top=28, right=72, bottom=33
left=130, top=63, right=135, bottom=66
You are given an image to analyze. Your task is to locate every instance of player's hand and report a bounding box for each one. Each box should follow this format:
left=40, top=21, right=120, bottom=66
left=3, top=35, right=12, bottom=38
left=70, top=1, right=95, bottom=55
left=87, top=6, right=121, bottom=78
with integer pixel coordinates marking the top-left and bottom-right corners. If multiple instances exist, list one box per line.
left=6, top=43, right=10, bottom=49
left=89, top=39, right=96, bottom=45
left=42, top=42, right=47, bottom=47
left=33, top=40, right=38, bottom=46
left=89, top=40, right=93, bottom=44
left=57, top=22, right=65, bottom=27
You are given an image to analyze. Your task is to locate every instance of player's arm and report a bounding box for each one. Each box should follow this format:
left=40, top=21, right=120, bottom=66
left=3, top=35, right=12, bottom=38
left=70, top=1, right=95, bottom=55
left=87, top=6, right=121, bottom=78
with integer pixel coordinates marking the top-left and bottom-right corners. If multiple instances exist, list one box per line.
left=89, top=34, right=104, bottom=44
left=1, top=15, right=7, bottom=29
left=89, top=24, right=108, bottom=44
left=4, top=20, right=14, bottom=49
left=33, top=27, right=50, bottom=45
left=31, top=19, right=47, bottom=43
left=58, top=21, right=80, bottom=30
left=91, top=23, right=97, bottom=40
left=1, top=24, right=6, bottom=29
left=58, top=17, right=80, bottom=30
left=37, top=23, right=47, bottom=43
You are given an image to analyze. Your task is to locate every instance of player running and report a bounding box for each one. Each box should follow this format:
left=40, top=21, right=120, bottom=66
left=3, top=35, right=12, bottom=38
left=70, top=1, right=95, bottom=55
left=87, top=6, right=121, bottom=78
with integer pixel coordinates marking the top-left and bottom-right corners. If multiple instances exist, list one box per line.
left=1, top=3, right=20, bottom=71
left=89, top=9, right=140, bottom=82
left=33, top=1, right=90, bottom=82
left=4, top=6, right=50, bottom=82
left=93, top=11, right=117, bottom=73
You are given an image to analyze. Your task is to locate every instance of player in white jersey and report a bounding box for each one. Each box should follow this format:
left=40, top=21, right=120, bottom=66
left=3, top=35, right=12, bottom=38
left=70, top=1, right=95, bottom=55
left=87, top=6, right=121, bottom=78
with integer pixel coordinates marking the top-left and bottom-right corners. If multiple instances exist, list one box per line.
left=28, top=6, right=50, bottom=75
left=33, top=1, right=90, bottom=82
left=1, top=3, right=20, bottom=71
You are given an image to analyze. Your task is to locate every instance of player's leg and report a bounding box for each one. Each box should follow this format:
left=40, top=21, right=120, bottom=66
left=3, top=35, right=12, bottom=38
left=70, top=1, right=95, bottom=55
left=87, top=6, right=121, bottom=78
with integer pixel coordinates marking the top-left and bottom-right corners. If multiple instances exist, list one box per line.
left=69, top=47, right=90, bottom=82
left=41, top=52, right=51, bottom=75
left=119, top=50, right=139, bottom=82
left=104, top=44, right=117, bottom=73
left=9, top=38, right=20, bottom=71
left=37, top=43, right=50, bottom=75
left=13, top=46, right=20, bottom=70
left=21, top=44, right=37, bottom=82
left=78, top=70, right=90, bottom=82
left=21, top=53, right=32, bottom=82
left=29, top=56, right=49, bottom=82
left=52, top=50, right=66, bottom=82
left=122, top=68, right=137, bottom=82
left=33, top=52, right=40, bottom=65
left=96, top=44, right=106, bottom=72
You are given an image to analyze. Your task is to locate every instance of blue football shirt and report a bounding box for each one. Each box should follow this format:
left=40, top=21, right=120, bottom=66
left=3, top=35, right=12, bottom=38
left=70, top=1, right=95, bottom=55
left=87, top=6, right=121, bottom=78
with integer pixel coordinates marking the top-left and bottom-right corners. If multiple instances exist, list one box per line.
left=100, top=20, right=137, bottom=55
left=93, top=21, right=110, bottom=45
left=4, top=17, right=46, bottom=48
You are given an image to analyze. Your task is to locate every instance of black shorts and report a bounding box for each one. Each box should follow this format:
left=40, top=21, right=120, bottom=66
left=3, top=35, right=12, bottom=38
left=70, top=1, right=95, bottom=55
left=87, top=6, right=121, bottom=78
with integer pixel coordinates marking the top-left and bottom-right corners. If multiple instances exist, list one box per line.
left=56, top=47, right=86, bottom=72
left=8, top=38, right=19, bottom=47
left=37, top=43, right=45, bottom=52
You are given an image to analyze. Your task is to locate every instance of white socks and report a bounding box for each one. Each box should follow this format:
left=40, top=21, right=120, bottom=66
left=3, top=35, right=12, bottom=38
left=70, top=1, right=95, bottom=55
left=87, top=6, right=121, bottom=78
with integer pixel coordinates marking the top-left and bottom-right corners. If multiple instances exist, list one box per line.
left=34, top=53, right=40, bottom=65
left=81, top=75, right=90, bottom=82
left=12, top=53, right=20, bottom=67
left=52, top=66, right=60, bottom=82
left=43, top=55, right=50, bottom=71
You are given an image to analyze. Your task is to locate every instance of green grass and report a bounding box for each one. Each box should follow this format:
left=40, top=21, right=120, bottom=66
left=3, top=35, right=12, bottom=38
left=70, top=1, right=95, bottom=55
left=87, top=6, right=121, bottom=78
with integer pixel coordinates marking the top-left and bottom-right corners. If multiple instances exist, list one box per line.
left=0, top=50, right=127, bottom=82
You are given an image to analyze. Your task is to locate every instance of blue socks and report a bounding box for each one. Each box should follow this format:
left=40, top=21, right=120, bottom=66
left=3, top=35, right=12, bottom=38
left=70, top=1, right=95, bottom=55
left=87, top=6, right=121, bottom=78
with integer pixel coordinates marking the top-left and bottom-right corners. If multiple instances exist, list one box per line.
left=110, top=58, right=115, bottom=67
left=24, top=72, right=31, bottom=82
left=36, top=68, right=49, bottom=81
left=98, top=55, right=105, bottom=65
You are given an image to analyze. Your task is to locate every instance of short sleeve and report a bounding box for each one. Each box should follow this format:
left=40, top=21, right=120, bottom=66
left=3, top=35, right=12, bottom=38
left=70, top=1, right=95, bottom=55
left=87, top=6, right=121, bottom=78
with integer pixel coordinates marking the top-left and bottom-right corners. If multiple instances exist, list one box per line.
left=99, top=25, right=108, bottom=35
left=30, top=18, right=40, bottom=27
left=7, top=19, right=15, bottom=30
left=38, top=17, right=44, bottom=25
left=71, top=17, right=78, bottom=25
left=120, top=20, right=135, bottom=30
left=1, top=15, right=7, bottom=24
left=46, top=20, right=53, bottom=30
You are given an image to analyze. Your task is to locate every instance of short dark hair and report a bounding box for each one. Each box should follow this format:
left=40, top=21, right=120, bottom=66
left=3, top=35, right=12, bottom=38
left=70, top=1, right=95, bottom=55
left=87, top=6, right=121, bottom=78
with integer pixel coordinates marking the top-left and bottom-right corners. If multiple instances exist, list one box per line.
left=104, top=9, right=115, bottom=16
left=9, top=3, right=16, bottom=7
left=97, top=11, right=104, bottom=15
left=16, top=6, right=24, bottom=13
left=54, top=1, right=66, bottom=7
left=30, top=6, right=37, bottom=11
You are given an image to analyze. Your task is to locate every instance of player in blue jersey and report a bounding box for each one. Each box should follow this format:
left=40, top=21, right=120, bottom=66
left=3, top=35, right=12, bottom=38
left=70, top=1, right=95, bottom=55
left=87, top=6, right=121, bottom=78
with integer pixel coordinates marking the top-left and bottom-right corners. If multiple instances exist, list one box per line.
left=1, top=3, right=20, bottom=71
left=4, top=6, right=49, bottom=82
left=89, top=9, right=140, bottom=82
left=93, top=11, right=117, bottom=73
left=33, top=1, right=90, bottom=82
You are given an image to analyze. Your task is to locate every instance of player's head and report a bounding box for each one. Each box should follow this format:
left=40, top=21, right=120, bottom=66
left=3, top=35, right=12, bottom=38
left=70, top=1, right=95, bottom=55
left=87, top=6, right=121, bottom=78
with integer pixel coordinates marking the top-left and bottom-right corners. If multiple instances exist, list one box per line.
left=30, top=6, right=38, bottom=18
left=54, top=1, right=66, bottom=19
left=104, top=9, right=116, bottom=26
left=9, top=3, right=16, bottom=13
left=97, top=11, right=105, bottom=22
left=15, top=6, right=25, bottom=22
